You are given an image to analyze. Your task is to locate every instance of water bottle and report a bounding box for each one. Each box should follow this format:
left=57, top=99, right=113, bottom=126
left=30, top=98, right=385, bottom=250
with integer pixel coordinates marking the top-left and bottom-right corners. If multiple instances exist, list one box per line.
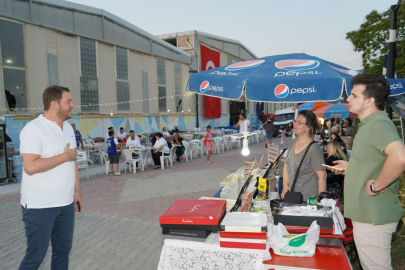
left=275, top=168, right=280, bottom=194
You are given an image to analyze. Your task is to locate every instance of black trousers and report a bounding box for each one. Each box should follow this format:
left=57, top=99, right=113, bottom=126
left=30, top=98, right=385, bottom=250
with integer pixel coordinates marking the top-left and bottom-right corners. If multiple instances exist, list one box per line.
left=152, top=151, right=163, bottom=166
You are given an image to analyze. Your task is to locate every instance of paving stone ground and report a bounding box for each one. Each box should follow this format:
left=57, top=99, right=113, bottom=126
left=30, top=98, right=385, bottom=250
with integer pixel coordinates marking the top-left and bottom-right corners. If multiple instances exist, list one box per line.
left=0, top=137, right=289, bottom=270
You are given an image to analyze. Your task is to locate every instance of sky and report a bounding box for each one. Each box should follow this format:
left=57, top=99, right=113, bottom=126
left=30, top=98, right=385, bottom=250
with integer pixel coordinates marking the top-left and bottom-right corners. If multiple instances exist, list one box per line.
left=68, top=0, right=399, bottom=71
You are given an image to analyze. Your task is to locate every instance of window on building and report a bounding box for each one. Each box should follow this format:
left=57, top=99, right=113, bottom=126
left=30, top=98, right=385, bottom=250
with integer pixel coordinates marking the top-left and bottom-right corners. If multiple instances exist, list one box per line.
left=80, top=38, right=98, bottom=112
left=0, top=19, right=25, bottom=67
left=143, top=70, right=149, bottom=114
left=115, top=47, right=129, bottom=111
left=117, top=81, right=129, bottom=111
left=80, top=77, right=99, bottom=111
left=0, top=19, right=27, bottom=112
left=116, top=47, right=128, bottom=80
left=48, top=53, right=58, bottom=85
left=3, top=68, right=27, bottom=111
left=174, top=61, right=182, bottom=112
left=157, top=57, right=166, bottom=112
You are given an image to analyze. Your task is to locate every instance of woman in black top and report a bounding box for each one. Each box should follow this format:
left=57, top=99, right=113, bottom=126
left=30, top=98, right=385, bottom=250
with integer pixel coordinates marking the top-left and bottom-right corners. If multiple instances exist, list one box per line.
left=324, top=141, right=347, bottom=172
left=173, top=133, right=185, bottom=162
left=330, top=132, right=347, bottom=155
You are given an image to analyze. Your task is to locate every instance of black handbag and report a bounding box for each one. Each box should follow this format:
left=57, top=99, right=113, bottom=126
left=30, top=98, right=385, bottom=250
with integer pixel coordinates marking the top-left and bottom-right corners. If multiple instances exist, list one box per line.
left=283, top=141, right=316, bottom=204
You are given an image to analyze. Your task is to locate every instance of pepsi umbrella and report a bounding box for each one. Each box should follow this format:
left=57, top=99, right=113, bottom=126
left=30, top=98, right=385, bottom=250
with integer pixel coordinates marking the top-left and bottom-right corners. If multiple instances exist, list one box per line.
left=188, top=53, right=405, bottom=103
left=188, top=53, right=357, bottom=103
left=313, top=103, right=356, bottom=119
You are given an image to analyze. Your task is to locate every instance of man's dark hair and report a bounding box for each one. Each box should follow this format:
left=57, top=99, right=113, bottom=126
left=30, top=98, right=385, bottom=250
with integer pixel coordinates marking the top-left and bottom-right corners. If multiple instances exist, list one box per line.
left=207, top=125, right=212, bottom=129
left=240, top=114, right=246, bottom=119
left=155, top=132, right=163, bottom=138
left=43, top=85, right=70, bottom=111
left=108, top=126, right=113, bottom=130
left=120, top=127, right=124, bottom=130
left=351, top=74, right=390, bottom=110
left=298, top=110, right=318, bottom=135
left=108, top=130, right=114, bottom=136
left=130, top=130, right=134, bottom=133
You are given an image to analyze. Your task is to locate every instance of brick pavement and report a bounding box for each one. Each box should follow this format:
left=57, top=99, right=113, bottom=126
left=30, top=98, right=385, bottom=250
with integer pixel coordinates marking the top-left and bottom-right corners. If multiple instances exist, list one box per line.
left=0, top=136, right=290, bottom=269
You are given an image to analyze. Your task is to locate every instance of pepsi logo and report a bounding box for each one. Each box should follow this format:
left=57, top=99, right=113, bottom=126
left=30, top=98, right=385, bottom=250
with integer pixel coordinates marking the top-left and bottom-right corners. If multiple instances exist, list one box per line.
left=274, top=84, right=289, bottom=99
left=275, top=60, right=319, bottom=71
left=200, top=81, right=210, bottom=93
left=225, top=60, right=265, bottom=71
left=329, top=65, right=360, bottom=76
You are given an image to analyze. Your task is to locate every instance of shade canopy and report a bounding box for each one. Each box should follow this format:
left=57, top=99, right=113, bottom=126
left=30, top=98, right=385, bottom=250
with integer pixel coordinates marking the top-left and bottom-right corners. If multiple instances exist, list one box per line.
left=188, top=53, right=405, bottom=103
left=313, top=103, right=357, bottom=119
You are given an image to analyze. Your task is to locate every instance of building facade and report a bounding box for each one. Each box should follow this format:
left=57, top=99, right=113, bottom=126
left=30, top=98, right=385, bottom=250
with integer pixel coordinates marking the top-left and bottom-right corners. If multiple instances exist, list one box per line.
left=1, top=0, right=294, bottom=147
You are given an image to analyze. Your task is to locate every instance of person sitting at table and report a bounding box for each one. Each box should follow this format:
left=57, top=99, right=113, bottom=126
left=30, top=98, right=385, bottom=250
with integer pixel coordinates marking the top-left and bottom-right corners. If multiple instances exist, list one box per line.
left=71, top=123, right=84, bottom=150
left=152, top=132, right=169, bottom=169
left=324, top=141, right=347, bottom=172
left=171, top=126, right=180, bottom=134
left=280, top=110, right=326, bottom=202
left=330, top=132, right=347, bottom=155
left=173, top=133, right=185, bottom=162
left=324, top=141, right=347, bottom=186
left=162, top=127, right=170, bottom=137
left=117, top=127, right=127, bottom=142
left=126, top=129, right=141, bottom=152
left=105, top=126, right=114, bottom=142
left=125, top=130, right=141, bottom=167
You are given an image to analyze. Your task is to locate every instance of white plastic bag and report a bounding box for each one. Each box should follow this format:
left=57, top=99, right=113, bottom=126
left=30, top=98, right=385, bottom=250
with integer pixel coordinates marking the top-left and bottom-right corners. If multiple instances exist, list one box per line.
left=270, top=221, right=320, bottom=257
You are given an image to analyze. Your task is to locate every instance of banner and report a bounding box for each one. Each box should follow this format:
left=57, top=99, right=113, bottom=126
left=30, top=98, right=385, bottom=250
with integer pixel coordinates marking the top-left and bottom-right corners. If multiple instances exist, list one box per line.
left=201, top=44, right=221, bottom=118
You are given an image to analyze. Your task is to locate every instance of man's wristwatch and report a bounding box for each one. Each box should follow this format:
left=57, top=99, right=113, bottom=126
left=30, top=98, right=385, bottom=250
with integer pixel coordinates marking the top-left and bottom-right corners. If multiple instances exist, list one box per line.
left=370, top=182, right=382, bottom=193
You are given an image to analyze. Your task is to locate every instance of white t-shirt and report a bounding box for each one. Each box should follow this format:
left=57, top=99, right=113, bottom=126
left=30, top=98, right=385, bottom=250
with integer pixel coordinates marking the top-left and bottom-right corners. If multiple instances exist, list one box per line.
left=154, top=137, right=169, bottom=153
left=20, top=115, right=77, bottom=209
left=126, top=137, right=141, bottom=148
left=239, top=120, right=251, bottom=133
left=117, top=132, right=127, bottom=140
left=163, top=131, right=170, bottom=137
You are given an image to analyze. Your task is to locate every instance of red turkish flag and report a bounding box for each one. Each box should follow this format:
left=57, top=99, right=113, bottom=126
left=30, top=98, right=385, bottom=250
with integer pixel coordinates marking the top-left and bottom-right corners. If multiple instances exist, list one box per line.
left=201, top=44, right=221, bottom=119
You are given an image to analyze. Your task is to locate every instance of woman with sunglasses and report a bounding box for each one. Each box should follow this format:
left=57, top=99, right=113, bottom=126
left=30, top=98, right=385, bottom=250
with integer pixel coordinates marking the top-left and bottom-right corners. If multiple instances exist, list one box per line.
left=280, top=110, right=327, bottom=202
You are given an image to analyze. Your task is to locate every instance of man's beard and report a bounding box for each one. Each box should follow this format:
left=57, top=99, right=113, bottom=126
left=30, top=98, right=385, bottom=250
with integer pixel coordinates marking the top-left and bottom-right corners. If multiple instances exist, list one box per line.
left=57, top=104, right=72, bottom=121
left=352, top=102, right=366, bottom=116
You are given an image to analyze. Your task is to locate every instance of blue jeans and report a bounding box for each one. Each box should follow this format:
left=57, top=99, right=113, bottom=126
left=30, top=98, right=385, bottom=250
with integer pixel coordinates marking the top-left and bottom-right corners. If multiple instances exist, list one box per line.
left=19, top=203, right=75, bottom=270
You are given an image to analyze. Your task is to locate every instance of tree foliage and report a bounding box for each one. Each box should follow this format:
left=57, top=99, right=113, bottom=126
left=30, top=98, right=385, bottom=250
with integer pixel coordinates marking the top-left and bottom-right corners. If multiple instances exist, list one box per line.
left=346, top=2, right=405, bottom=78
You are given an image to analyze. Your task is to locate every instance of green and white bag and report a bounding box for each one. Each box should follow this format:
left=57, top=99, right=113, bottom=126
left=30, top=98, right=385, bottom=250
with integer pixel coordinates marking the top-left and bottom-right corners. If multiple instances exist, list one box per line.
left=270, top=220, right=320, bottom=257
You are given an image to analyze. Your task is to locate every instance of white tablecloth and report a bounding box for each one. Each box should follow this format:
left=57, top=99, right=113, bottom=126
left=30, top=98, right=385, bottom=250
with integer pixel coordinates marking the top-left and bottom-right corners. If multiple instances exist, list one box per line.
left=158, top=233, right=270, bottom=270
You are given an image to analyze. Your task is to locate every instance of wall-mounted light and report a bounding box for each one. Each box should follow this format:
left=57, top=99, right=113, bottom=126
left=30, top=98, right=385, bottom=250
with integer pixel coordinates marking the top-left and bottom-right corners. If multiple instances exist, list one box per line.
left=6, top=59, right=12, bottom=64
left=110, top=112, right=113, bottom=116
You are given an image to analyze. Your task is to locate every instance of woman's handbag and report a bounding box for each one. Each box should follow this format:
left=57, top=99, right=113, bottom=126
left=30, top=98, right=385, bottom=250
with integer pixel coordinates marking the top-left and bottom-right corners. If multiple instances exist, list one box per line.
left=283, top=141, right=316, bottom=204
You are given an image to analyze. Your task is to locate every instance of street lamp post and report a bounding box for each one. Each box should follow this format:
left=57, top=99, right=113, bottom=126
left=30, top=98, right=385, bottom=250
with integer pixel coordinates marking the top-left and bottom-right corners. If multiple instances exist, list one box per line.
left=386, top=0, right=402, bottom=119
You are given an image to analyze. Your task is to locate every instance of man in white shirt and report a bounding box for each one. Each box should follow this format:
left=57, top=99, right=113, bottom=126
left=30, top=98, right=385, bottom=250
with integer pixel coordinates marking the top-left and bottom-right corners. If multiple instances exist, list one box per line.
left=125, top=130, right=141, bottom=149
left=105, top=126, right=114, bottom=142
left=19, top=86, right=80, bottom=270
left=117, top=127, right=127, bottom=141
left=235, top=114, right=251, bottom=133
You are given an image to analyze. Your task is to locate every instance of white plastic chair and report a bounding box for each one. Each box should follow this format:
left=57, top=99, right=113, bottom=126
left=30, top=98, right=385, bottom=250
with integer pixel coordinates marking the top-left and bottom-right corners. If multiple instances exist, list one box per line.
left=182, top=141, right=190, bottom=162
left=213, top=137, right=223, bottom=154
left=200, top=139, right=207, bottom=155
left=123, top=149, right=141, bottom=174
left=232, top=136, right=241, bottom=149
left=76, top=151, right=89, bottom=180
left=160, top=147, right=175, bottom=169
left=93, top=143, right=105, bottom=164
left=190, top=139, right=204, bottom=158
left=100, top=151, right=110, bottom=174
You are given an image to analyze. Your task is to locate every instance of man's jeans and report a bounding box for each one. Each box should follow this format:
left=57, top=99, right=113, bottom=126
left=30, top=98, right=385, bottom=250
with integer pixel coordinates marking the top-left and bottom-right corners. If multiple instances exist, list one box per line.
left=19, top=203, right=75, bottom=270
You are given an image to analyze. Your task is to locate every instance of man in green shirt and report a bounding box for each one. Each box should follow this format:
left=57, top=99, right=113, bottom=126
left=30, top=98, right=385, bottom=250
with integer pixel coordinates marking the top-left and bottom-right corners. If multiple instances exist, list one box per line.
left=331, top=74, right=405, bottom=270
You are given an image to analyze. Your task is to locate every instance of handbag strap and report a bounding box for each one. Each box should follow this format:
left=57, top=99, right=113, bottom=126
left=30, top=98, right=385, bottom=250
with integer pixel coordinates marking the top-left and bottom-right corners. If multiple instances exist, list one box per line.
left=291, top=141, right=316, bottom=192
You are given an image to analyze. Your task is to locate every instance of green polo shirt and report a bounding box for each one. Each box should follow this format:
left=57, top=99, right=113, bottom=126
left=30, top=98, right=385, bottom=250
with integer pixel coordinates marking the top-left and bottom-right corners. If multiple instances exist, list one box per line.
left=344, top=111, right=404, bottom=225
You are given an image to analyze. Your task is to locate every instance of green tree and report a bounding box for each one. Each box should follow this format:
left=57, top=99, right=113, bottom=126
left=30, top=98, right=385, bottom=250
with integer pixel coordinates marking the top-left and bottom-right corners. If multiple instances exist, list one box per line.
left=346, top=2, right=405, bottom=78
